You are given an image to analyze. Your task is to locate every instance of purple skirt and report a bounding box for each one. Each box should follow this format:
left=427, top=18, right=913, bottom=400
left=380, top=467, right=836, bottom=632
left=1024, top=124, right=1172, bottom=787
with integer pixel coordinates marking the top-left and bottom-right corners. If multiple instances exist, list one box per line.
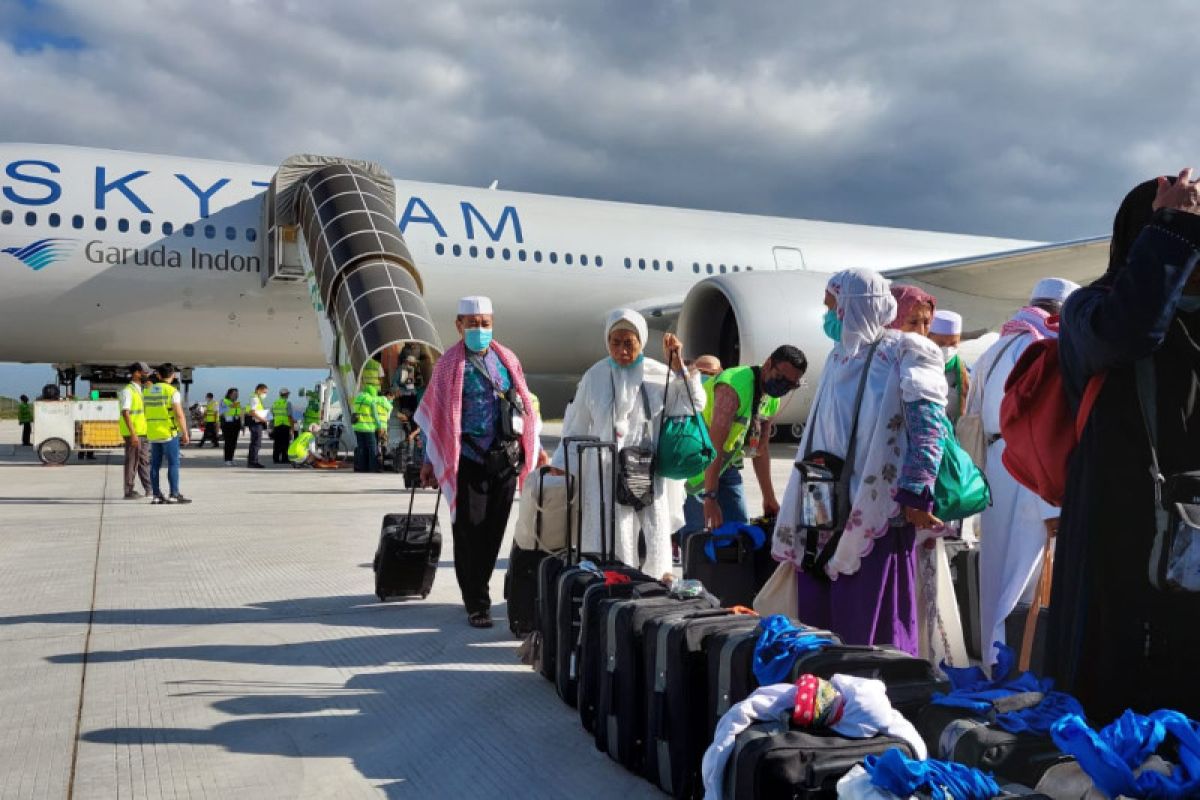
left=794, top=525, right=918, bottom=655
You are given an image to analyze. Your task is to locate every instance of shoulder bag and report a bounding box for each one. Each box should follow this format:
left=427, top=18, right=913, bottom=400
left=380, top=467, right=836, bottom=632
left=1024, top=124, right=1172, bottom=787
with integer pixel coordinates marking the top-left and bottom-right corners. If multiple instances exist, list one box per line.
left=933, top=416, right=992, bottom=521
left=611, top=371, right=656, bottom=510
left=655, top=367, right=716, bottom=479
left=467, top=351, right=526, bottom=477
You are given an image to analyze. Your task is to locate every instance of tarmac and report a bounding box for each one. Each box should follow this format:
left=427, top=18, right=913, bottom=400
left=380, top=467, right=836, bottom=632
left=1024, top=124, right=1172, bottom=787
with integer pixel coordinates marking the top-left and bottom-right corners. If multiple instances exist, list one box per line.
left=0, top=419, right=796, bottom=799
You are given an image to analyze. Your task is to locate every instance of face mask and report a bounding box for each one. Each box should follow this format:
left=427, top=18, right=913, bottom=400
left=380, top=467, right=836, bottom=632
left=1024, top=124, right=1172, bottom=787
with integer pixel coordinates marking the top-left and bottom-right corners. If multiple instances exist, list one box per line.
left=822, top=309, right=843, bottom=343
left=1178, top=295, right=1200, bottom=313
left=763, top=373, right=794, bottom=398
left=940, top=346, right=958, bottom=362
left=608, top=353, right=644, bottom=370
left=464, top=327, right=492, bottom=352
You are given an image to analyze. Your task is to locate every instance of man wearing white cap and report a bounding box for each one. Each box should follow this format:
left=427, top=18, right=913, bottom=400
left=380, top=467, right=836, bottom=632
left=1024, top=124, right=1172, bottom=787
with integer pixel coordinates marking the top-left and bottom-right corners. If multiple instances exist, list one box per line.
left=961, top=277, right=1080, bottom=670
left=415, top=296, right=540, bottom=628
left=929, top=310, right=969, bottom=422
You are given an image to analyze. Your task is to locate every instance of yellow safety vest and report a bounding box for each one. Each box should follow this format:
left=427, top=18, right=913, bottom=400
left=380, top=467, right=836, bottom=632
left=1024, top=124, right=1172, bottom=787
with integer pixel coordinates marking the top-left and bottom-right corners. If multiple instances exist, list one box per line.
left=288, top=431, right=315, bottom=461
left=249, top=395, right=267, bottom=422
left=143, top=383, right=179, bottom=442
left=686, top=366, right=780, bottom=491
left=118, top=383, right=146, bottom=437
left=221, top=399, right=242, bottom=422
left=271, top=397, right=291, bottom=426
left=361, top=358, right=383, bottom=388
left=352, top=388, right=379, bottom=432
left=204, top=400, right=218, bottom=423
left=303, top=397, right=321, bottom=426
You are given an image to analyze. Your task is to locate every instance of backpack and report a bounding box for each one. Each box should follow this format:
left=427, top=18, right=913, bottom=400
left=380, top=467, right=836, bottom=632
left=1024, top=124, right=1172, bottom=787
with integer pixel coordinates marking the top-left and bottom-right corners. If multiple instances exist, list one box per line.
left=999, top=336, right=1105, bottom=507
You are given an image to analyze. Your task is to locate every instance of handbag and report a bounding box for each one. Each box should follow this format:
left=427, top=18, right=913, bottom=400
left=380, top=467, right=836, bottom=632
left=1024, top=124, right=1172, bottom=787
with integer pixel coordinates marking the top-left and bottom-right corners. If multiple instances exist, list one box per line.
left=612, top=372, right=655, bottom=510
left=513, top=466, right=576, bottom=552
left=1135, top=360, right=1200, bottom=593
left=467, top=352, right=526, bottom=443
left=933, top=418, right=992, bottom=521
left=752, top=560, right=799, bottom=618
left=655, top=367, right=716, bottom=479
left=956, top=334, right=1021, bottom=469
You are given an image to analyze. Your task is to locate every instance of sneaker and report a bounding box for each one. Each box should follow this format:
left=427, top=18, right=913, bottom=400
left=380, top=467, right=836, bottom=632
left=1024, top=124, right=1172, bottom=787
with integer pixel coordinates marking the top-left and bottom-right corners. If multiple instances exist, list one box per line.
left=124, top=490, right=142, bottom=500
left=150, top=495, right=166, bottom=505
left=168, top=494, right=192, bottom=505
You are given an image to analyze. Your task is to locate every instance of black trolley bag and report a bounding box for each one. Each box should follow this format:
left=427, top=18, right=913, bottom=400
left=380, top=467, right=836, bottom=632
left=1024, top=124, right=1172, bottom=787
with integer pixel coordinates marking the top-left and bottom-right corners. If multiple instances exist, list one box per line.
left=594, top=592, right=718, bottom=770
left=915, top=701, right=1074, bottom=789
left=681, top=518, right=776, bottom=608
left=724, top=719, right=919, bottom=800
left=643, top=608, right=762, bottom=798
left=784, top=644, right=949, bottom=720
left=373, top=487, right=442, bottom=601
left=578, top=578, right=668, bottom=734
left=946, top=537, right=983, bottom=661
left=504, top=465, right=574, bottom=639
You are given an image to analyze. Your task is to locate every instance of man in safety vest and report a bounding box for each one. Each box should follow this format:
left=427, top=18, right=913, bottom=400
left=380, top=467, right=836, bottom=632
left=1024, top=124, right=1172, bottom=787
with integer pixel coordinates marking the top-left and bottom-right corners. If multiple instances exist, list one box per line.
left=197, top=392, right=220, bottom=449
left=302, top=387, right=322, bottom=428
left=288, top=423, right=321, bottom=467
left=684, top=345, right=808, bottom=532
left=144, top=363, right=192, bottom=504
left=219, top=388, right=242, bottom=466
left=270, top=388, right=297, bottom=464
left=119, top=362, right=152, bottom=499
left=246, top=383, right=270, bottom=469
left=352, top=383, right=380, bottom=472
left=17, top=393, right=33, bottom=447
left=360, top=357, right=383, bottom=390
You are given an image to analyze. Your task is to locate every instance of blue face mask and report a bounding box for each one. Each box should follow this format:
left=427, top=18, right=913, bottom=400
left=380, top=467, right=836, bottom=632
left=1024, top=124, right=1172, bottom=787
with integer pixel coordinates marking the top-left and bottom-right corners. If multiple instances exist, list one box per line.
left=608, top=354, right=644, bottom=370
left=464, top=327, right=492, bottom=352
left=1178, top=295, right=1200, bottom=313
left=823, top=309, right=843, bottom=343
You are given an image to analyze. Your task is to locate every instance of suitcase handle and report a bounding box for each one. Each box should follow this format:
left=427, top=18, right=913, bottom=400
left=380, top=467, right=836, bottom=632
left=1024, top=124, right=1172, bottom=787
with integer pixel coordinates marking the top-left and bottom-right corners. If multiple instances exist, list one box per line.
left=563, top=438, right=618, bottom=565
left=403, top=484, right=442, bottom=563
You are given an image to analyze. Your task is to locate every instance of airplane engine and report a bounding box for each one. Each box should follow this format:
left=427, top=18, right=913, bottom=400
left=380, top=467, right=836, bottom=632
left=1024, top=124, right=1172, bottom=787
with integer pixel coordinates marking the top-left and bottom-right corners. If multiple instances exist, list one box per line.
left=677, top=270, right=837, bottom=435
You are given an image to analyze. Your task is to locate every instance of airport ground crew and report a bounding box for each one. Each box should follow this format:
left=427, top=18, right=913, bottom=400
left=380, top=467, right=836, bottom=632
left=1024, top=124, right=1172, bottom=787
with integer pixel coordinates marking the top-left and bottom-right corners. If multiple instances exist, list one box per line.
left=271, top=388, right=296, bottom=464
left=219, top=388, right=242, bottom=466
left=144, top=363, right=191, bottom=504
left=374, top=387, right=396, bottom=472
left=198, top=392, right=220, bottom=448
left=119, top=363, right=151, bottom=499
left=246, top=383, right=269, bottom=469
left=302, top=388, right=321, bottom=428
left=288, top=423, right=320, bottom=466
left=17, top=394, right=33, bottom=447
left=361, top=357, right=383, bottom=390
left=352, top=384, right=379, bottom=472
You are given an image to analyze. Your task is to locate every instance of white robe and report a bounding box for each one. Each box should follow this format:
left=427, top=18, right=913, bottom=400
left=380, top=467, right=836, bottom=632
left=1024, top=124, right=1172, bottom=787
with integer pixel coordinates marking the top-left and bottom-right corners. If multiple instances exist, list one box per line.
left=965, top=332, right=1057, bottom=669
left=552, top=357, right=705, bottom=580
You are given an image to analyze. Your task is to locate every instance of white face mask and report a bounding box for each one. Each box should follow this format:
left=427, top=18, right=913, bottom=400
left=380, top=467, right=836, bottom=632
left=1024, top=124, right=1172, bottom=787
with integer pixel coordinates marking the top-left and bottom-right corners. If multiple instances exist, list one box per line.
left=940, top=346, right=958, bottom=362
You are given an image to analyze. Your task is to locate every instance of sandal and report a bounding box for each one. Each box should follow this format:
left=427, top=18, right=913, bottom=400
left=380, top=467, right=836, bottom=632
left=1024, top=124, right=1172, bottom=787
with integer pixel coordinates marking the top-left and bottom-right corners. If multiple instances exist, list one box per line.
left=467, top=612, right=493, bottom=629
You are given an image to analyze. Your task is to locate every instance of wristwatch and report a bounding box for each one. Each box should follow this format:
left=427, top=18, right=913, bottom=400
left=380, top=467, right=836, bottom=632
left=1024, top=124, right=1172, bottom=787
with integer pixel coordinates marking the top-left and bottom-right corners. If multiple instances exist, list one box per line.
left=699, top=491, right=717, bottom=501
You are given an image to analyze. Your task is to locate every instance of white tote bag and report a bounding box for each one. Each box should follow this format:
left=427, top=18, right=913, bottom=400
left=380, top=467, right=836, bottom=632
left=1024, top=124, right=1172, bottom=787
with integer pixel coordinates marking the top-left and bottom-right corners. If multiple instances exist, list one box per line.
left=513, top=468, right=576, bottom=553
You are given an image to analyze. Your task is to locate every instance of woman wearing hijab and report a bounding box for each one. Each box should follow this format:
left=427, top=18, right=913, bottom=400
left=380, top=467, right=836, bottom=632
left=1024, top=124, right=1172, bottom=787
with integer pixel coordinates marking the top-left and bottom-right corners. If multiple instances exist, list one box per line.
left=1049, top=170, right=1200, bottom=720
left=886, top=285, right=970, bottom=669
left=773, top=269, right=948, bottom=654
left=552, top=309, right=706, bottom=580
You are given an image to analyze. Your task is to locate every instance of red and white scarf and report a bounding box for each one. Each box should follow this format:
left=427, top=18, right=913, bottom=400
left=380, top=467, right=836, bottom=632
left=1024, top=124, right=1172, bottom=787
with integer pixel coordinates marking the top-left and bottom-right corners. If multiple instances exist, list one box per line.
left=414, top=340, right=537, bottom=520
left=1000, top=306, right=1058, bottom=340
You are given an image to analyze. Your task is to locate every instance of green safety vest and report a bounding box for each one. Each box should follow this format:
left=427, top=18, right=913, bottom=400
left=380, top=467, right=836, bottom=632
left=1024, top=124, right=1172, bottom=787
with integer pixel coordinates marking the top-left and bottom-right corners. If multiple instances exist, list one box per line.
left=143, top=382, right=179, bottom=442
left=303, top=397, right=321, bottom=426
left=352, top=387, right=379, bottom=432
left=288, top=431, right=315, bottom=461
left=373, top=395, right=393, bottom=429
left=248, top=395, right=267, bottom=422
left=118, top=382, right=147, bottom=437
left=686, top=366, right=780, bottom=491
left=203, top=401, right=218, bottom=423
left=361, top=358, right=383, bottom=388
left=17, top=402, right=33, bottom=424
left=221, top=399, right=242, bottom=422
left=271, top=396, right=291, bottom=426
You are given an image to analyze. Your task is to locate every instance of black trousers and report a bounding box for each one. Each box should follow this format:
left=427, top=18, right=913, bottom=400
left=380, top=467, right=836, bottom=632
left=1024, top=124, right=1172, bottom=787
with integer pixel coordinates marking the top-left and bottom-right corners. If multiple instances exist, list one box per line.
left=247, top=421, right=264, bottom=465
left=272, top=425, right=293, bottom=463
left=453, top=456, right=517, bottom=615
left=221, top=422, right=241, bottom=461
left=20, top=422, right=31, bottom=446
left=200, top=421, right=219, bottom=448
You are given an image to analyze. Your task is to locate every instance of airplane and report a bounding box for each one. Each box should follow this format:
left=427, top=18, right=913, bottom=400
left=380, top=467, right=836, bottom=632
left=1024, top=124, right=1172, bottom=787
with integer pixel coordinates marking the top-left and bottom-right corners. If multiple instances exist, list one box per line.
left=0, top=143, right=1107, bottom=441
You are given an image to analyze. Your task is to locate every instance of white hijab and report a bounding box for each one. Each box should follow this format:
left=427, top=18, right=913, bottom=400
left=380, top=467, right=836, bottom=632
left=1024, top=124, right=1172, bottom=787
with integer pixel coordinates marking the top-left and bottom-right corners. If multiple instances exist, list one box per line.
left=605, top=308, right=654, bottom=440
left=826, top=269, right=897, bottom=357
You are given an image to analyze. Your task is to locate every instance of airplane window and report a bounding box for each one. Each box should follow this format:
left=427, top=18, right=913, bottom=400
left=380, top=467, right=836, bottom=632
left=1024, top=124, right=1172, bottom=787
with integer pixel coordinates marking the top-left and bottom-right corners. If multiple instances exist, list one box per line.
left=434, top=242, right=445, bottom=255
left=183, top=224, right=195, bottom=238
left=719, top=264, right=727, bottom=273
left=624, top=258, right=632, bottom=269
left=706, top=264, right=713, bottom=274
left=225, top=226, right=236, bottom=241
left=118, top=218, right=130, bottom=233
left=485, top=246, right=495, bottom=259
left=0, top=210, right=10, bottom=225
left=162, top=221, right=173, bottom=235
left=95, top=216, right=107, bottom=231
left=693, top=262, right=700, bottom=273
left=452, top=243, right=462, bottom=257
left=732, top=265, right=739, bottom=272
left=469, top=245, right=478, bottom=257
left=652, top=259, right=659, bottom=271
left=204, top=225, right=216, bottom=239
left=533, top=250, right=542, bottom=263
left=502, top=248, right=511, bottom=260
left=49, top=213, right=61, bottom=228
left=246, top=228, right=257, bottom=242
left=666, top=260, right=674, bottom=272
left=25, top=211, right=37, bottom=226
left=580, top=255, right=588, bottom=266
left=140, top=220, right=151, bottom=234
left=595, top=255, right=603, bottom=267
left=549, top=252, right=558, bottom=264
left=638, top=258, right=646, bottom=270
left=518, top=250, right=527, bottom=262
left=746, top=266, right=753, bottom=271
left=564, top=253, right=573, bottom=265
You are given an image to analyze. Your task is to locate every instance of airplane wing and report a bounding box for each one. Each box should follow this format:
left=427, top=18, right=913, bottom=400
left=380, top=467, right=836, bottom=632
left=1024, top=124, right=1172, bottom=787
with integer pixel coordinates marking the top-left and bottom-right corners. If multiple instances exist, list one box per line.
left=886, top=235, right=1109, bottom=330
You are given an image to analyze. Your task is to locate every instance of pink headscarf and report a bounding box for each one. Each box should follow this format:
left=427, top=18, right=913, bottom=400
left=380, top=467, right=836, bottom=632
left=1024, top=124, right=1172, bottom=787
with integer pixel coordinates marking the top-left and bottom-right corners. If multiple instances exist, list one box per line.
left=887, top=285, right=937, bottom=331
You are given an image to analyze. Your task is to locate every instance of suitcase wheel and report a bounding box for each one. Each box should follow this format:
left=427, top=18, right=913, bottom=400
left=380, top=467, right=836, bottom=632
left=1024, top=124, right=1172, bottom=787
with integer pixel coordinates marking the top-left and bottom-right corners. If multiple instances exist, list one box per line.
left=421, top=591, right=429, bottom=599
left=376, top=592, right=386, bottom=602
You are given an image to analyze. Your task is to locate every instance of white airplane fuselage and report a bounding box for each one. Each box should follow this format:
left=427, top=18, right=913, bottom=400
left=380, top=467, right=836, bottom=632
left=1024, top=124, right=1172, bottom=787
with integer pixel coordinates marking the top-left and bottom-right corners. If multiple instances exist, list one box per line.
left=0, top=144, right=1035, bottom=380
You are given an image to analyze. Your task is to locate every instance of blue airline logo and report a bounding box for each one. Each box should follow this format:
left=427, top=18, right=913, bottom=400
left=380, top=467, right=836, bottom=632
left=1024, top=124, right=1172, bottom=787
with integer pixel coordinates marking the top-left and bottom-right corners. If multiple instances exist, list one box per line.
left=2, top=237, right=76, bottom=270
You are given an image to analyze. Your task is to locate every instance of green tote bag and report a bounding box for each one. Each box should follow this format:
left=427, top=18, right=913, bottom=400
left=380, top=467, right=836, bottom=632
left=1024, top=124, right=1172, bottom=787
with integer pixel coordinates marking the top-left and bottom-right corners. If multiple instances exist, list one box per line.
left=655, top=369, right=716, bottom=480
left=934, top=416, right=991, bottom=521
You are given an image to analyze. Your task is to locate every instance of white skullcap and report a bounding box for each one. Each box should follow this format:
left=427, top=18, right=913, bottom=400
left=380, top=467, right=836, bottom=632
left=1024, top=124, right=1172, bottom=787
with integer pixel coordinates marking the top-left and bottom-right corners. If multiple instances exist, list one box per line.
left=930, top=310, right=962, bottom=335
left=457, top=296, right=493, bottom=315
left=1030, top=277, right=1080, bottom=304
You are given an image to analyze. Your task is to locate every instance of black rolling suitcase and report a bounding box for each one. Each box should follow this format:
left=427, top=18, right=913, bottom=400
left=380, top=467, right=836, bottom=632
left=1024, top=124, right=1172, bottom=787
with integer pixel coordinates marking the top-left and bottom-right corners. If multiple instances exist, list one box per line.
left=1005, top=602, right=1049, bottom=677
left=785, top=644, right=948, bottom=720
left=644, top=608, right=761, bottom=798
left=681, top=519, right=775, bottom=608
left=595, top=593, right=718, bottom=771
left=724, top=720, right=918, bottom=800
left=504, top=543, right=549, bottom=638
left=373, top=488, right=442, bottom=601
left=916, top=703, right=1073, bottom=789
left=578, top=579, right=667, bottom=734
left=946, top=538, right=983, bottom=661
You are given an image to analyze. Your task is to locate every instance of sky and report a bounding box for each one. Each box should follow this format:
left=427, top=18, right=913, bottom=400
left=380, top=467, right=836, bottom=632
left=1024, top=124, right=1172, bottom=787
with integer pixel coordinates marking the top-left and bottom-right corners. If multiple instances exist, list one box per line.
left=1, top=0, right=1199, bottom=398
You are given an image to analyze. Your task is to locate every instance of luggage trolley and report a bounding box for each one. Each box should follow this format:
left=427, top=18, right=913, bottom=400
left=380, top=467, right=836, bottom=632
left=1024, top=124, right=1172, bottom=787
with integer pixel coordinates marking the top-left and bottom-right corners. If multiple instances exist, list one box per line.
left=32, top=398, right=124, bottom=465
